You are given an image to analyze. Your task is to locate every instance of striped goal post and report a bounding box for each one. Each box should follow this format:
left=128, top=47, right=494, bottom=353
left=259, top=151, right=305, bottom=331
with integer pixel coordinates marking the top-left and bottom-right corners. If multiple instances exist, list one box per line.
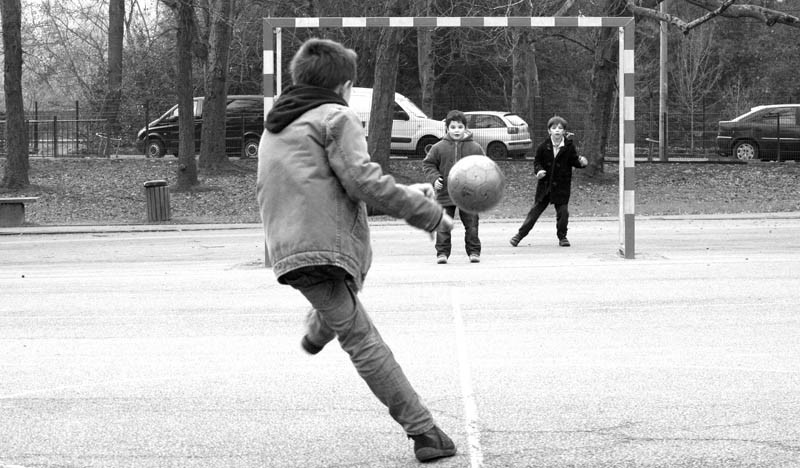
left=262, top=16, right=636, bottom=259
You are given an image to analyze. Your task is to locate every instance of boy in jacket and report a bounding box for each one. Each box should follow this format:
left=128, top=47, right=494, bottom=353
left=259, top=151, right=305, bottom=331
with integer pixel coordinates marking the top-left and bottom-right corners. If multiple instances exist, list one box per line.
left=256, top=38, right=457, bottom=463
left=422, top=110, right=486, bottom=264
left=509, top=116, right=588, bottom=247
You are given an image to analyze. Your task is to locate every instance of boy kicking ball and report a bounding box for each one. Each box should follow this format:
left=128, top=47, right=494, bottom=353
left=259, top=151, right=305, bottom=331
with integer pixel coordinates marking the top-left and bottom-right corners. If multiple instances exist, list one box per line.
left=256, top=38, right=457, bottom=463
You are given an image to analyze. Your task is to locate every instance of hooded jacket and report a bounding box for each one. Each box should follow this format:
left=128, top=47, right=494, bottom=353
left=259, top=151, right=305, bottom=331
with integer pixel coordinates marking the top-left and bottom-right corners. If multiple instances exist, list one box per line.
left=257, top=85, right=444, bottom=291
left=421, top=132, right=485, bottom=207
left=532, top=136, right=585, bottom=205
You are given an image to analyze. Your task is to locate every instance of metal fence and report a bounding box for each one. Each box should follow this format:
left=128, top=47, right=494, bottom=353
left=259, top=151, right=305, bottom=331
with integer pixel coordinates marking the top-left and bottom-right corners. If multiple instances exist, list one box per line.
left=3, top=118, right=118, bottom=158
left=1, top=101, right=122, bottom=158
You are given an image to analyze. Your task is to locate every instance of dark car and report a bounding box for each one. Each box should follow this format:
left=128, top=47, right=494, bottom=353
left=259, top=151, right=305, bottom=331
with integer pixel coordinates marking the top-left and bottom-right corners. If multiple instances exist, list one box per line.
left=716, top=104, right=800, bottom=161
left=136, top=95, right=263, bottom=159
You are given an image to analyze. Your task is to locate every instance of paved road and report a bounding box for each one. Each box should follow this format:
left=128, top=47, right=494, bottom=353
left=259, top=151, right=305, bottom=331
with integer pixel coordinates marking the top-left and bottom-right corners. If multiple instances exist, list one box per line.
left=1, top=215, right=799, bottom=467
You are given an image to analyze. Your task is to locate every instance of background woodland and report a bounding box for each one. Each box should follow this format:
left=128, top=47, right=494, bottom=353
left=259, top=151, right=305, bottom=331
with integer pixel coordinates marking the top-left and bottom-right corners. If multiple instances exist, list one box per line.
left=1, top=0, right=799, bottom=190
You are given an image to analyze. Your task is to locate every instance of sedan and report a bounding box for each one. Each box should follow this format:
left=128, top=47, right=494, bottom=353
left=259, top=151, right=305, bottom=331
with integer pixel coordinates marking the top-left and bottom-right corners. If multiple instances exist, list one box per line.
left=717, top=104, right=800, bottom=161
left=463, top=111, right=533, bottom=159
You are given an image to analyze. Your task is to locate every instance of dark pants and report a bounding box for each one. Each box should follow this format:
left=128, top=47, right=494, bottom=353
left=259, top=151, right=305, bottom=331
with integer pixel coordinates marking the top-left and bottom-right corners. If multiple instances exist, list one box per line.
left=516, top=193, right=569, bottom=240
left=281, top=266, right=435, bottom=435
left=436, top=205, right=480, bottom=257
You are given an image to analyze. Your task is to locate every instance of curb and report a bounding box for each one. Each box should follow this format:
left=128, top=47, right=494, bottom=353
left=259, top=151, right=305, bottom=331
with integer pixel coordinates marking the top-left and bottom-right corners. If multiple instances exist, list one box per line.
left=3, top=212, right=800, bottom=236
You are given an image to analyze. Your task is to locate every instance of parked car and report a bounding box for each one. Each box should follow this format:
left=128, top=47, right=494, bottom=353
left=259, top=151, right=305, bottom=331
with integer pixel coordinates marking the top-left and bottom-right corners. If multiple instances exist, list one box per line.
left=463, top=111, right=532, bottom=159
left=716, top=104, right=800, bottom=161
left=348, top=87, right=444, bottom=157
left=136, top=95, right=263, bottom=159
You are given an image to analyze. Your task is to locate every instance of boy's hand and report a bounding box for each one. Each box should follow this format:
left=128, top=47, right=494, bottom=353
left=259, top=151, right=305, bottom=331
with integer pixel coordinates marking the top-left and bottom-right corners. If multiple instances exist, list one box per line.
left=426, top=212, right=453, bottom=241
left=579, top=156, right=588, bottom=167
left=536, top=170, right=547, bottom=179
left=437, top=212, right=454, bottom=233
left=408, top=183, right=436, bottom=200
left=433, top=177, right=444, bottom=191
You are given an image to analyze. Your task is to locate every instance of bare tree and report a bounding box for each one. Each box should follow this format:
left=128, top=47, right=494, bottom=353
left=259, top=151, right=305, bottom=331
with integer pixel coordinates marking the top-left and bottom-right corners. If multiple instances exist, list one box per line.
left=103, top=0, right=124, bottom=136
left=628, top=0, right=799, bottom=34
left=415, top=0, right=435, bottom=117
left=198, top=0, right=236, bottom=172
left=368, top=0, right=411, bottom=171
left=1, top=0, right=29, bottom=189
left=671, top=26, right=722, bottom=154
left=161, top=0, right=206, bottom=189
left=583, top=0, right=628, bottom=177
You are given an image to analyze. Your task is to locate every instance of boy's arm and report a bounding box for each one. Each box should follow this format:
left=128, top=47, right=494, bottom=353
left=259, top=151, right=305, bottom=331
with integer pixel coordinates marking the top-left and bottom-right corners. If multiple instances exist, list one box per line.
left=570, top=148, right=588, bottom=168
left=325, top=108, right=444, bottom=232
left=421, top=147, right=443, bottom=184
left=533, top=146, right=547, bottom=178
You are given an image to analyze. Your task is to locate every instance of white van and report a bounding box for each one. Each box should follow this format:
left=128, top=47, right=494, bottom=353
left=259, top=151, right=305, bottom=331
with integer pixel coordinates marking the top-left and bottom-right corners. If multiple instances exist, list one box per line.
left=348, top=87, right=444, bottom=157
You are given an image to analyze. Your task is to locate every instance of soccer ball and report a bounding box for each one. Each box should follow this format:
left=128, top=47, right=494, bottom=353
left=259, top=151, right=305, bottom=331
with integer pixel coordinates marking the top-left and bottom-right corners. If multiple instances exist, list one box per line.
left=447, top=155, right=506, bottom=213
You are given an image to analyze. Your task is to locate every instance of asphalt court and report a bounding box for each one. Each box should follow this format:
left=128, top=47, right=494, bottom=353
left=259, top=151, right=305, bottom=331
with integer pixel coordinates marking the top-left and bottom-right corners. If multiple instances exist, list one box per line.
left=1, top=214, right=799, bottom=467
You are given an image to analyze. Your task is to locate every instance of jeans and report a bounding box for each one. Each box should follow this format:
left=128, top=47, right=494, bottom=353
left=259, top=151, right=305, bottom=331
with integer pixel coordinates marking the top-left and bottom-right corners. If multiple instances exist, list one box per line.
left=436, top=205, right=480, bottom=257
left=516, top=193, right=570, bottom=240
left=281, top=266, right=435, bottom=436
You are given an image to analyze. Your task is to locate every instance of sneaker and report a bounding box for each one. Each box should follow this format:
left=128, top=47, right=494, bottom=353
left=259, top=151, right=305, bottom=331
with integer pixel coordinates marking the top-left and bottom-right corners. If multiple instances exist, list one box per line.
left=559, top=238, right=571, bottom=247
left=409, top=425, right=457, bottom=462
left=469, top=254, right=480, bottom=263
left=436, top=255, right=448, bottom=264
left=509, top=234, right=521, bottom=247
left=300, top=335, right=324, bottom=355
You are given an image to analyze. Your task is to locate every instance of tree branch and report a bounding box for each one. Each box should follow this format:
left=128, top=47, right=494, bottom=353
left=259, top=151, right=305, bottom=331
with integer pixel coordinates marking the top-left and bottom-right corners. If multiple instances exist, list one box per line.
left=627, top=0, right=800, bottom=32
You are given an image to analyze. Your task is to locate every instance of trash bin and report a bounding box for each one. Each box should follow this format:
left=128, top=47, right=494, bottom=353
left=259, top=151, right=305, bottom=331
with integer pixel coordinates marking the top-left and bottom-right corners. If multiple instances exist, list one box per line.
left=143, top=180, right=170, bottom=222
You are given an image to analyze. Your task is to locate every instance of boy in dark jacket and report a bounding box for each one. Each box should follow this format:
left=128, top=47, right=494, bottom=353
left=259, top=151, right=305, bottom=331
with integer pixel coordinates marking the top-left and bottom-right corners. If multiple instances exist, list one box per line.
left=510, top=116, right=588, bottom=247
left=257, top=38, right=456, bottom=463
left=422, top=110, right=486, bottom=264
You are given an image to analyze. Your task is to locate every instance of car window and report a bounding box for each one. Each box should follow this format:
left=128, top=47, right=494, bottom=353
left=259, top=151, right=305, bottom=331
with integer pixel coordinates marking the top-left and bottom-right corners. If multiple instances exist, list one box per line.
left=759, top=108, right=797, bottom=126
left=392, top=103, right=409, bottom=120
left=226, top=99, right=259, bottom=112
left=504, top=114, right=527, bottom=126
left=472, top=115, right=505, bottom=129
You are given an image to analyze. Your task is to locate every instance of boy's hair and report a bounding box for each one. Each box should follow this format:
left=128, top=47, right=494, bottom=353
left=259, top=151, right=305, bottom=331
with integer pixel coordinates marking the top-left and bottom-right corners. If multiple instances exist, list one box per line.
left=290, top=38, right=358, bottom=90
left=445, top=110, right=468, bottom=128
left=547, top=115, right=567, bottom=129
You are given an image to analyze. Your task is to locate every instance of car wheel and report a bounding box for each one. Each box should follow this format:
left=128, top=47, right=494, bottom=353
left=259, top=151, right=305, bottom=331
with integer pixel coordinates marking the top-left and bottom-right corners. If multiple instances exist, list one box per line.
left=146, top=139, right=166, bottom=158
left=487, top=142, right=508, bottom=160
left=242, top=137, right=259, bottom=159
left=416, top=136, right=439, bottom=158
left=733, top=140, right=758, bottom=161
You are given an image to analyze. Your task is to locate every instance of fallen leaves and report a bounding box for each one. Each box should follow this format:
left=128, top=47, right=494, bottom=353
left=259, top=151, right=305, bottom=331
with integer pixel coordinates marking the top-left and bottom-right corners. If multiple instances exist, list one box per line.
left=2, top=157, right=798, bottom=226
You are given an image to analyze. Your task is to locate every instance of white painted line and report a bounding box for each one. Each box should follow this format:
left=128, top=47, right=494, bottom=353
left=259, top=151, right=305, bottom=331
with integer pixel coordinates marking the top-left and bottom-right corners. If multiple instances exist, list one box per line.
left=451, top=287, right=484, bottom=468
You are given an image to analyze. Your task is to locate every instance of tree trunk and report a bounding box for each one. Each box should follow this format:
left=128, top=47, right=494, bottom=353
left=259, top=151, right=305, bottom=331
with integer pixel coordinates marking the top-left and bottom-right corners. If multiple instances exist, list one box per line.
left=198, top=0, right=233, bottom=172
left=417, top=28, right=435, bottom=117
left=368, top=27, right=404, bottom=172
left=583, top=0, right=628, bottom=177
left=174, top=0, right=199, bottom=189
left=102, top=0, right=124, bottom=136
left=510, top=0, right=540, bottom=131
left=1, top=0, right=29, bottom=189
left=511, top=30, right=539, bottom=128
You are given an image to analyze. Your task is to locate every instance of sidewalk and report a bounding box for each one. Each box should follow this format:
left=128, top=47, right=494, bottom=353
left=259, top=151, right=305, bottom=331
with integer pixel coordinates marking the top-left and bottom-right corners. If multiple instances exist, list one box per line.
left=2, top=212, right=800, bottom=237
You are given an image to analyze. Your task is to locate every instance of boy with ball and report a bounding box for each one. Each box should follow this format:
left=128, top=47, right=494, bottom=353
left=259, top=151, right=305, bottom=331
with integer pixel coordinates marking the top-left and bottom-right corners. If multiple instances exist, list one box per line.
left=422, top=110, right=486, bottom=264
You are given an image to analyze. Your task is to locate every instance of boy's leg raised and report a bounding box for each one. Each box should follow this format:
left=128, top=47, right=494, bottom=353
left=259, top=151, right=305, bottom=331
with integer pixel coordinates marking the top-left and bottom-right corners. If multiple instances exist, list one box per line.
left=292, top=275, right=435, bottom=435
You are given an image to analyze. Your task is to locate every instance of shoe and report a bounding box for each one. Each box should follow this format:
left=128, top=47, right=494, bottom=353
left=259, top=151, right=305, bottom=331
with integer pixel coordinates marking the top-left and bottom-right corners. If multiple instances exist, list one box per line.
left=559, top=238, right=571, bottom=247
left=509, top=234, right=521, bottom=247
left=409, top=425, right=457, bottom=462
left=436, top=255, right=448, bottom=264
left=469, top=254, right=480, bottom=263
left=300, top=335, right=324, bottom=355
